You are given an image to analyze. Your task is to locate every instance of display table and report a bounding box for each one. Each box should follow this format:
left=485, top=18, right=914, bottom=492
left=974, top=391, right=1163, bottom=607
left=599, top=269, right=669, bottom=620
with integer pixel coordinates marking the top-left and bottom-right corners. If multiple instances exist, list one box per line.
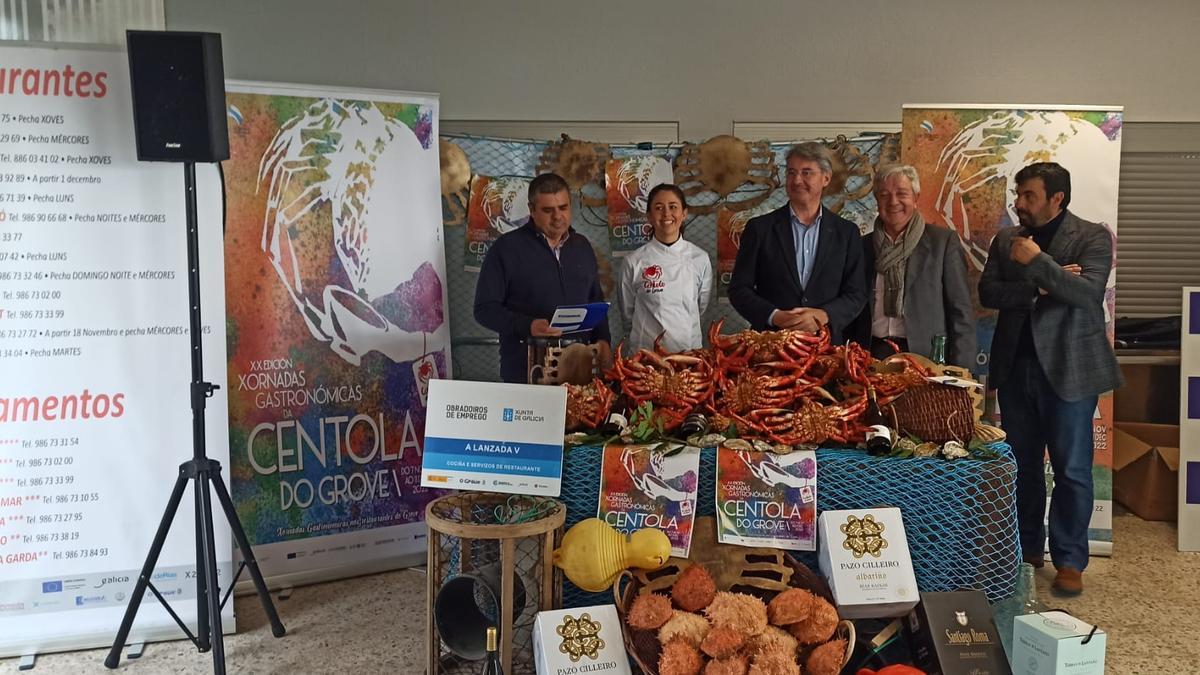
left=559, top=444, right=1020, bottom=608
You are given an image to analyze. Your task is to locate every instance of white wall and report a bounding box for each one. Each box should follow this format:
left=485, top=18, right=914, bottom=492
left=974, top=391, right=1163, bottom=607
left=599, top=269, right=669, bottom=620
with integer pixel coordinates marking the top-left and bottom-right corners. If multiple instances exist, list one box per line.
left=165, top=0, right=1199, bottom=140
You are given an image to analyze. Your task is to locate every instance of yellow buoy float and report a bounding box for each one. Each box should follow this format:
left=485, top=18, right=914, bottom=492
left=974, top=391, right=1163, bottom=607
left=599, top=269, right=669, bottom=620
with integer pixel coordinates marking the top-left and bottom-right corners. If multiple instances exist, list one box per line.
left=552, top=518, right=671, bottom=592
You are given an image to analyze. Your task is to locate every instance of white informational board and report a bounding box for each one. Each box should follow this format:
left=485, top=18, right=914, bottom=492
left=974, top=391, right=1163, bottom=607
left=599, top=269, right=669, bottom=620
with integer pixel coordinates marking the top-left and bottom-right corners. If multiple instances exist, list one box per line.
left=0, top=44, right=233, bottom=657
left=421, top=380, right=566, bottom=496
left=1180, top=286, right=1200, bottom=551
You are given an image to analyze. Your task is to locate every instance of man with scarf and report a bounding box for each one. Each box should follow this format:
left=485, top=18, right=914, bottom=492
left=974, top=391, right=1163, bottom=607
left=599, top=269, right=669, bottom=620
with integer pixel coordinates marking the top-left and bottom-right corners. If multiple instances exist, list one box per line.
left=850, top=165, right=977, bottom=367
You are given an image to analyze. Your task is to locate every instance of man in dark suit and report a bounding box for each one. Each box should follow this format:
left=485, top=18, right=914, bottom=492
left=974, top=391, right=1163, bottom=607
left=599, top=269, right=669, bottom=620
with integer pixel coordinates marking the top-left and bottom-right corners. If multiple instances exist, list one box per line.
left=849, top=165, right=977, bottom=367
left=729, top=142, right=867, bottom=343
left=474, top=173, right=611, bottom=383
left=979, top=162, right=1122, bottom=597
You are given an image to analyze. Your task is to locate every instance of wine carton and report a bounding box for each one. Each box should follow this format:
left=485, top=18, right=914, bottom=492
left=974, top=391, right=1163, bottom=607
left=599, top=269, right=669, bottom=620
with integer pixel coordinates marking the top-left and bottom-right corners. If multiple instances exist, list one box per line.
left=904, top=590, right=1012, bottom=675
left=1013, top=611, right=1106, bottom=675
left=818, top=507, right=918, bottom=618
left=532, top=604, right=631, bottom=675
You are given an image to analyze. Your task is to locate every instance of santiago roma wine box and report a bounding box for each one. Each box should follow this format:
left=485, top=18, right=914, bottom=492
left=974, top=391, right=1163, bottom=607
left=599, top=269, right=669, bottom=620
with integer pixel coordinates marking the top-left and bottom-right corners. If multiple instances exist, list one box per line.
left=904, top=590, right=1012, bottom=675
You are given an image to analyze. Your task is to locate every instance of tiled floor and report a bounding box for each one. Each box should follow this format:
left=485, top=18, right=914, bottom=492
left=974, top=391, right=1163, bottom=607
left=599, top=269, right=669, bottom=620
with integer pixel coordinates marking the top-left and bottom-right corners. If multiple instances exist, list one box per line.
left=4, top=512, right=1197, bottom=673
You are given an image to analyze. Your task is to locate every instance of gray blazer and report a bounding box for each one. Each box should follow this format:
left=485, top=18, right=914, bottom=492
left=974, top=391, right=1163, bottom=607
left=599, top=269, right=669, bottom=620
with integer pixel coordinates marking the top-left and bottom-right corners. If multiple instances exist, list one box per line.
left=851, top=225, right=978, bottom=368
left=979, top=210, right=1123, bottom=401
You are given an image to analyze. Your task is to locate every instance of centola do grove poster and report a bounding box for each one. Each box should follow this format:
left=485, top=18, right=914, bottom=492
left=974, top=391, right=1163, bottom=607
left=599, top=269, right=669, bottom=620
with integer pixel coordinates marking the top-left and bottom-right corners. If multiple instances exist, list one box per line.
left=223, top=83, right=450, bottom=581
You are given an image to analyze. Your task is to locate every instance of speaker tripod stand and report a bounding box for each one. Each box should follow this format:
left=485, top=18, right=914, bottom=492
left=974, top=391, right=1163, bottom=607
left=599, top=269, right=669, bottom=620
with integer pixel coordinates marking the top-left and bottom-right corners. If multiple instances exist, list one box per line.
left=104, top=163, right=285, bottom=674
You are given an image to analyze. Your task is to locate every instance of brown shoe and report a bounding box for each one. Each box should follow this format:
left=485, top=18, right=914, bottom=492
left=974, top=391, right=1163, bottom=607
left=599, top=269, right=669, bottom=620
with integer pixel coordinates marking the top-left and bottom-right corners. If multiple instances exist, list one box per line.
left=1052, top=567, right=1083, bottom=596
left=1023, top=555, right=1045, bottom=569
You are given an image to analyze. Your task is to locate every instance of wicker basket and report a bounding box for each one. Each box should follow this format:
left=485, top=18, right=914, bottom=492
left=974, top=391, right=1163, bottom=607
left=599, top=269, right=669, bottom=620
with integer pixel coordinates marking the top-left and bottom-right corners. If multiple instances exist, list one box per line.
left=885, top=383, right=975, bottom=444
left=612, top=521, right=855, bottom=674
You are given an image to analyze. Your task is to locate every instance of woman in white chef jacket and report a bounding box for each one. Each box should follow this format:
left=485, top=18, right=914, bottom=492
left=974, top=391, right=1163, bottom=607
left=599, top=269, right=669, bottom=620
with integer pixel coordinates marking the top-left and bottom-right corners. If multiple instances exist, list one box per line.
left=619, top=184, right=713, bottom=353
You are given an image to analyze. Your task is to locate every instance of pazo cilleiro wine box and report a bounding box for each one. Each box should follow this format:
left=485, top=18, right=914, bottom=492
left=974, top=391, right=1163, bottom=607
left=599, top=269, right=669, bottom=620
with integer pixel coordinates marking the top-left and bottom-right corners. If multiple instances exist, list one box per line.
left=532, top=605, right=631, bottom=675
left=818, top=507, right=918, bottom=618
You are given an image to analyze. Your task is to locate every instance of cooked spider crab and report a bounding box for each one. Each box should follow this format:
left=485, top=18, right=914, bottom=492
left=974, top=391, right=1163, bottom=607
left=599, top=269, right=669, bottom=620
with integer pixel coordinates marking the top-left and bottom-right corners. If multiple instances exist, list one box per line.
left=608, top=345, right=716, bottom=430
left=737, top=397, right=869, bottom=446
left=672, top=135, right=779, bottom=214
left=536, top=134, right=612, bottom=207
left=564, top=378, right=615, bottom=432
left=258, top=98, right=448, bottom=367
left=716, top=362, right=810, bottom=415
left=440, top=139, right=471, bottom=226
left=708, top=319, right=830, bottom=367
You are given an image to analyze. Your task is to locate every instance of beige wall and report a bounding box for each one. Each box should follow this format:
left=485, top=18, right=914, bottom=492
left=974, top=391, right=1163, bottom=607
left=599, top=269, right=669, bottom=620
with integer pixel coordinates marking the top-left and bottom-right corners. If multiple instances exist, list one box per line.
left=166, top=0, right=1198, bottom=140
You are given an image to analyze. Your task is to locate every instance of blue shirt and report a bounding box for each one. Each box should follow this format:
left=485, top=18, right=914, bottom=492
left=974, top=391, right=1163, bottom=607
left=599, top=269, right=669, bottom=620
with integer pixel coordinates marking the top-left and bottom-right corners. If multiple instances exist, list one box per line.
left=790, top=205, right=823, bottom=289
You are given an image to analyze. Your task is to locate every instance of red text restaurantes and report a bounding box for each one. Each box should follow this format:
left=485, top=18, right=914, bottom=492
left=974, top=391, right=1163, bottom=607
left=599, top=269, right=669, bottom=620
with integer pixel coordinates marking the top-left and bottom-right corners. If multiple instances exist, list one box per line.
left=0, top=390, right=126, bottom=422
left=1, top=65, right=109, bottom=98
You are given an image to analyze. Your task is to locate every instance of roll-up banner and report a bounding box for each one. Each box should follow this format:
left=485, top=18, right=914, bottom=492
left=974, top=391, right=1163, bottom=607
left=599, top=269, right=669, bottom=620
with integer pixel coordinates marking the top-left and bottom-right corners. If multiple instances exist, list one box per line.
left=222, top=82, right=450, bottom=587
left=902, top=104, right=1123, bottom=555
left=0, top=44, right=232, bottom=657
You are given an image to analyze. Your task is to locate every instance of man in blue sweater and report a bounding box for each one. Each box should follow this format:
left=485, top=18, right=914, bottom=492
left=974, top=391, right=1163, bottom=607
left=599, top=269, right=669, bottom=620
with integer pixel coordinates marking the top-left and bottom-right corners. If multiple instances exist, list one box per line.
left=474, top=173, right=612, bottom=383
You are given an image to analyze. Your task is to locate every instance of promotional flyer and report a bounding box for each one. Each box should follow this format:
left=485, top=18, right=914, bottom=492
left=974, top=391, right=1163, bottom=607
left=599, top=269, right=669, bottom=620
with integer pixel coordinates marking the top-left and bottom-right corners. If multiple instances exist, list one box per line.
left=715, top=444, right=817, bottom=550
left=597, top=442, right=700, bottom=557
left=605, top=155, right=673, bottom=255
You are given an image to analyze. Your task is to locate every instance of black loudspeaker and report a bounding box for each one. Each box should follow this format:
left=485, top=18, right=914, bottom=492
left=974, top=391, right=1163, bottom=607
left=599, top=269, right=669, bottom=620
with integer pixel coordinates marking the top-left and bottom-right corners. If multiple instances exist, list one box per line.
left=126, top=30, right=229, bottom=163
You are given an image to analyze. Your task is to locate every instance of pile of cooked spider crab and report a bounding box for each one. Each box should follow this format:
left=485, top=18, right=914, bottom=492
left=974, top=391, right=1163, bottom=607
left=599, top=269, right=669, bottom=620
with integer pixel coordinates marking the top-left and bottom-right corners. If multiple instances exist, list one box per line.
left=563, top=320, right=941, bottom=448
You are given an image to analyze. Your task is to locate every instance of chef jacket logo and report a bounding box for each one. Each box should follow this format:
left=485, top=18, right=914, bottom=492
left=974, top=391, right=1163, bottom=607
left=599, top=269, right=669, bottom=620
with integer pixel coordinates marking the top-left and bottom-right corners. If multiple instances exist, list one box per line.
left=641, top=265, right=666, bottom=293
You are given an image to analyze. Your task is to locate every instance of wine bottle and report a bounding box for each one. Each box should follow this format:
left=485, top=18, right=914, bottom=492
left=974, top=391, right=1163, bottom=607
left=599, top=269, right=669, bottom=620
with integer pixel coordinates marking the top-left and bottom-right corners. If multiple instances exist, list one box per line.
left=601, top=394, right=630, bottom=435
left=481, top=626, right=503, bottom=675
left=864, top=386, right=893, bottom=456
left=679, top=412, right=709, bottom=438
left=930, top=334, right=948, bottom=366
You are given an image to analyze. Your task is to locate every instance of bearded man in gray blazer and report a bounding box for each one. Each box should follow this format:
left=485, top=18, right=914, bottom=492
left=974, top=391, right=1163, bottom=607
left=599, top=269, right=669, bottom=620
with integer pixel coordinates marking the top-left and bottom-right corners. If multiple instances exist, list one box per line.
left=850, top=165, right=977, bottom=367
left=979, top=161, right=1122, bottom=597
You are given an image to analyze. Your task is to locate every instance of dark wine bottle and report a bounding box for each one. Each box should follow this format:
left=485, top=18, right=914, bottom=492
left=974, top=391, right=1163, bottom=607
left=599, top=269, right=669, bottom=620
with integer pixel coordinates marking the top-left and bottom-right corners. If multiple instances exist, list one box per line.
left=864, top=386, right=893, bottom=456
left=481, top=626, right=503, bottom=675
left=600, top=394, right=630, bottom=435
left=679, top=412, right=709, bottom=438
